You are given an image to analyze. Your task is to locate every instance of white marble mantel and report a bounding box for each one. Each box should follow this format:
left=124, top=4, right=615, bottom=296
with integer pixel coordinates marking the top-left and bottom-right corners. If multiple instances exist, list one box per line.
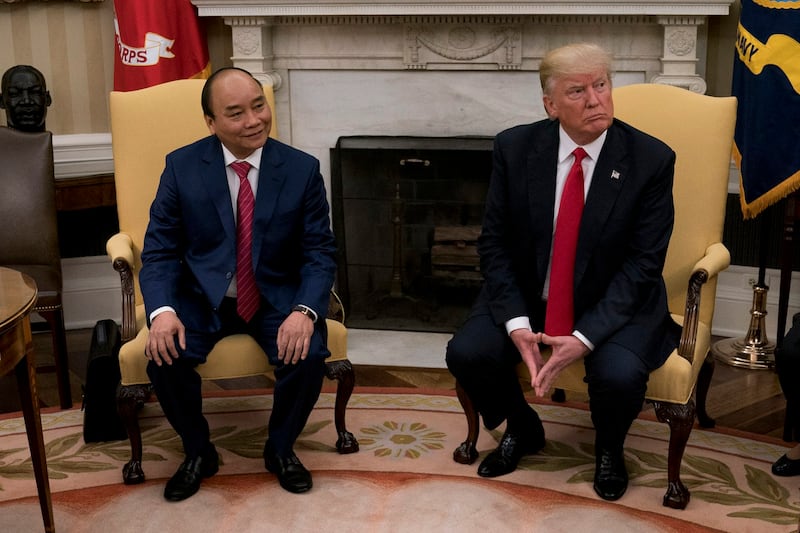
left=192, top=1, right=732, bottom=17
left=193, top=1, right=734, bottom=94
left=189, top=0, right=733, bottom=181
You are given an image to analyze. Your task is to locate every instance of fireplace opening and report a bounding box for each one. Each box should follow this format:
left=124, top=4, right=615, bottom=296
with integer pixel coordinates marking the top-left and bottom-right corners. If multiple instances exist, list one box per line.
left=331, top=136, right=493, bottom=333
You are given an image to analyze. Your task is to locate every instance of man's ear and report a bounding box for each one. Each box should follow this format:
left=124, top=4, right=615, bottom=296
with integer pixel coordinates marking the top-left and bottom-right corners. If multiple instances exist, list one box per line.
left=542, top=95, right=557, bottom=120
left=0, top=94, right=5, bottom=110
left=45, top=91, right=52, bottom=107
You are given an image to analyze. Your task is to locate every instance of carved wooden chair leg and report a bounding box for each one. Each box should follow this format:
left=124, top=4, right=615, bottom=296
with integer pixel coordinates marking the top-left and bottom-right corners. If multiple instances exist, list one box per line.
left=325, top=359, right=359, bottom=454
left=652, top=399, right=695, bottom=510
left=695, top=356, right=716, bottom=428
left=453, top=380, right=480, bottom=464
left=117, top=383, right=152, bottom=485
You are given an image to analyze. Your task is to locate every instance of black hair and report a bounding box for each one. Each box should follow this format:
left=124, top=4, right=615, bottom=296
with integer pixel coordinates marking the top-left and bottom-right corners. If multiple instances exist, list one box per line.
left=201, top=66, right=262, bottom=118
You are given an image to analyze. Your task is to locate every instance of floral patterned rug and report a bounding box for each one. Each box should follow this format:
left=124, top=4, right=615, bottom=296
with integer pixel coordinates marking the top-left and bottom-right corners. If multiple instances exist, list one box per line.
left=0, top=388, right=797, bottom=532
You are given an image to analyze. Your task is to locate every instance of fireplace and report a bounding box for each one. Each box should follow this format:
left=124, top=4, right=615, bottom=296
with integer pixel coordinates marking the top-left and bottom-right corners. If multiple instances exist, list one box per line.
left=331, top=136, right=493, bottom=332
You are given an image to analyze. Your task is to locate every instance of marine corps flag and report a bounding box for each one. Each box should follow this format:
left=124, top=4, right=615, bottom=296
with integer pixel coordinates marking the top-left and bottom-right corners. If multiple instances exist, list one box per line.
left=733, top=0, right=800, bottom=219
left=113, top=0, right=211, bottom=92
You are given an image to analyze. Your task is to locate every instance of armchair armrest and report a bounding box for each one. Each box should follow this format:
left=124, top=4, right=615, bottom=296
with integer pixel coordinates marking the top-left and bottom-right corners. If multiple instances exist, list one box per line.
left=693, top=242, right=731, bottom=280
left=677, top=242, right=731, bottom=361
left=107, top=232, right=135, bottom=267
left=328, top=289, right=346, bottom=323
left=106, top=232, right=137, bottom=342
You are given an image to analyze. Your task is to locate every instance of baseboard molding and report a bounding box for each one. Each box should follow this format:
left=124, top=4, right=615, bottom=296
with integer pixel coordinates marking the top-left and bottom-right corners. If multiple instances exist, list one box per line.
left=58, top=258, right=799, bottom=342
left=60, top=256, right=121, bottom=330
left=714, top=265, right=798, bottom=340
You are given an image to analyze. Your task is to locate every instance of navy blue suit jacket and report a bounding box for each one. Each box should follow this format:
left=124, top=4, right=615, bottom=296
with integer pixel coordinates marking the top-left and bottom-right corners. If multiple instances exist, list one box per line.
left=477, top=118, right=679, bottom=367
left=139, top=135, right=337, bottom=333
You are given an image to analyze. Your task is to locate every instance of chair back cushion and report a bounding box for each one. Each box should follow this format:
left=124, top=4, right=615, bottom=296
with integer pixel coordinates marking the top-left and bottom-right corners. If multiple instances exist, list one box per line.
left=613, top=84, right=736, bottom=326
left=109, top=79, right=277, bottom=305
left=0, top=127, right=62, bottom=293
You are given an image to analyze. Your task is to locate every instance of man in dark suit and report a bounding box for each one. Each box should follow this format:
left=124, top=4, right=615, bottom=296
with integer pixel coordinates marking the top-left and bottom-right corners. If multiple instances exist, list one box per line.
left=446, top=43, right=680, bottom=502
left=772, top=313, right=800, bottom=476
left=140, top=67, right=337, bottom=500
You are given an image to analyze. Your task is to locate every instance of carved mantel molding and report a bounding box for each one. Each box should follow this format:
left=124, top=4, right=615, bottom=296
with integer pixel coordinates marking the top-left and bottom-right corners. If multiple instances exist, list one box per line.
left=193, top=1, right=733, bottom=93
left=192, top=1, right=735, bottom=93
left=192, top=1, right=732, bottom=17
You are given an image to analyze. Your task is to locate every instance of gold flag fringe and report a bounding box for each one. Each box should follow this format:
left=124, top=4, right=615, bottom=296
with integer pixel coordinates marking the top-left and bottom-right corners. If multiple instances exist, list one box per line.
left=734, top=144, right=800, bottom=219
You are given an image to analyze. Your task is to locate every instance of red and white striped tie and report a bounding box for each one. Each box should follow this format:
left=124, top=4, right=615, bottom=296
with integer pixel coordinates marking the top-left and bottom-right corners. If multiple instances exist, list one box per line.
left=231, top=161, right=259, bottom=322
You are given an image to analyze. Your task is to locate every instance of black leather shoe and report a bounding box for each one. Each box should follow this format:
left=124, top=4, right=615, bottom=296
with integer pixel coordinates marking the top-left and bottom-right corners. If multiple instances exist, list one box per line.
left=772, top=454, right=800, bottom=477
left=164, top=445, right=219, bottom=502
left=593, top=448, right=628, bottom=501
left=263, top=441, right=313, bottom=493
left=477, top=429, right=546, bottom=478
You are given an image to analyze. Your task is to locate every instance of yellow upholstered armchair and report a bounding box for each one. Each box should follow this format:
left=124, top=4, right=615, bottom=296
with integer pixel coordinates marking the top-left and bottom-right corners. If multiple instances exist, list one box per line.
left=453, top=83, right=736, bottom=510
left=108, top=79, right=358, bottom=485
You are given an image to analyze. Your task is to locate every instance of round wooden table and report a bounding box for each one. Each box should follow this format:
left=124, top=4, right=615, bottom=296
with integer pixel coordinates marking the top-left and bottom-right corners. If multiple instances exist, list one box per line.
left=0, top=267, right=54, bottom=532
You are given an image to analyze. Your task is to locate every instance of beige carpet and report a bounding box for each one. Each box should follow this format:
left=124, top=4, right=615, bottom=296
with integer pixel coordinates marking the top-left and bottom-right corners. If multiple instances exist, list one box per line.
left=0, top=389, right=797, bottom=532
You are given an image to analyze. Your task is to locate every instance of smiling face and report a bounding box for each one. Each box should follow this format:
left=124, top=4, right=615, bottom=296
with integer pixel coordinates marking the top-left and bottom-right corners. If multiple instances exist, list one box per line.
left=204, top=69, right=271, bottom=159
left=542, top=69, right=614, bottom=146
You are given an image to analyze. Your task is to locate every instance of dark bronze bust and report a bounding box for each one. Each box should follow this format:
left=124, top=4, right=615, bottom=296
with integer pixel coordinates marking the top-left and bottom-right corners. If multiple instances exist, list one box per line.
left=0, top=65, right=52, bottom=133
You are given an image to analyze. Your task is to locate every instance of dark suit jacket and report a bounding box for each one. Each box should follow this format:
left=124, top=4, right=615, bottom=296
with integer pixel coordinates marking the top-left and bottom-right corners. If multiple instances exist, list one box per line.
left=477, top=118, right=678, bottom=367
left=139, top=135, right=337, bottom=333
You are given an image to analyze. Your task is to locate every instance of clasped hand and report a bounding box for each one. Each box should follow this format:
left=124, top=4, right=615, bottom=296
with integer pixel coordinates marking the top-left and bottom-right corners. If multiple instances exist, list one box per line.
left=145, top=310, right=314, bottom=366
left=510, top=329, right=590, bottom=397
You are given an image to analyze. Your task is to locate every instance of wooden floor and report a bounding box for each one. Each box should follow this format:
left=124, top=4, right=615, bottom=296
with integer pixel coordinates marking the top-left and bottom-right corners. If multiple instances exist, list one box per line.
left=0, top=326, right=788, bottom=441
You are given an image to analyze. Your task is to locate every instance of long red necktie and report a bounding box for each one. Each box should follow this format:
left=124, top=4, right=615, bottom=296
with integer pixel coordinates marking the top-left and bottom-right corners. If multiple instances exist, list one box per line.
left=232, top=161, right=259, bottom=322
left=545, top=147, right=588, bottom=336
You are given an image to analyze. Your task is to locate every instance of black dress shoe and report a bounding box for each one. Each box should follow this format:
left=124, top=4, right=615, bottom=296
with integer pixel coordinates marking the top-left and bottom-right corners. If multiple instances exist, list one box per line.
left=263, top=441, right=313, bottom=493
left=593, top=448, right=628, bottom=501
left=164, top=445, right=219, bottom=502
left=477, top=429, right=546, bottom=478
left=772, top=454, right=800, bottom=476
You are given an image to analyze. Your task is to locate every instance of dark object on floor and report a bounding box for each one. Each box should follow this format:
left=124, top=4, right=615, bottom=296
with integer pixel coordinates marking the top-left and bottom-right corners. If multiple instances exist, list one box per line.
left=82, top=319, right=127, bottom=443
left=772, top=454, right=800, bottom=477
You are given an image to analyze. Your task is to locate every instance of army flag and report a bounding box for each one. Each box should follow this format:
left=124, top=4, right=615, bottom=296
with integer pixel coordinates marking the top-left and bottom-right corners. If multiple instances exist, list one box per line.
left=113, top=0, right=211, bottom=92
left=733, top=0, right=800, bottom=219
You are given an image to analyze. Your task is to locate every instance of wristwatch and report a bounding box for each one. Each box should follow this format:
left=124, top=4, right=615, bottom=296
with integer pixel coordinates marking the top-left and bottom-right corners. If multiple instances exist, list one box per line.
left=292, top=305, right=315, bottom=321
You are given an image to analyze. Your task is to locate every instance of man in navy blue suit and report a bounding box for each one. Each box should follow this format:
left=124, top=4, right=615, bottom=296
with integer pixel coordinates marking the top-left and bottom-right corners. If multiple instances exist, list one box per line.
left=140, top=67, right=337, bottom=500
left=446, top=43, right=680, bottom=501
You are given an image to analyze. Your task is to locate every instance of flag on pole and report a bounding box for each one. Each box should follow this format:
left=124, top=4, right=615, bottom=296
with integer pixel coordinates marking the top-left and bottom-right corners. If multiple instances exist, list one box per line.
left=732, top=0, right=800, bottom=219
left=113, top=0, right=211, bottom=92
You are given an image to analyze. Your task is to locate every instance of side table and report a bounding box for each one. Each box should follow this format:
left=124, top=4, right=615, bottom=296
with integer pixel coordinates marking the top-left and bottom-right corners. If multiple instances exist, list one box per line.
left=0, top=267, right=54, bottom=532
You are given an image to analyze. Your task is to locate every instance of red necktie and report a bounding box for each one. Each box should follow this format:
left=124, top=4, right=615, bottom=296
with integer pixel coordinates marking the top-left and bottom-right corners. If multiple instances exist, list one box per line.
left=545, top=147, right=588, bottom=336
left=232, top=161, right=259, bottom=322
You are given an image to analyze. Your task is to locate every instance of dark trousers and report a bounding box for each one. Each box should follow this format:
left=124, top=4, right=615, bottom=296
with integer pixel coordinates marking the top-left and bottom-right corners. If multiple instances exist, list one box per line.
left=777, top=313, right=800, bottom=442
left=445, top=309, right=649, bottom=453
left=147, top=297, right=328, bottom=458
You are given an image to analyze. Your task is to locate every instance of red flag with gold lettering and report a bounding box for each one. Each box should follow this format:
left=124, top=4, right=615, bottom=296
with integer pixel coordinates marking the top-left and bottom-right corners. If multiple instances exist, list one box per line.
left=113, top=0, right=211, bottom=92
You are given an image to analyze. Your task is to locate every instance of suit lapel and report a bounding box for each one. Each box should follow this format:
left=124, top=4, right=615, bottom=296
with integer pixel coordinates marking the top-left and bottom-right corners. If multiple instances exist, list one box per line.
left=527, top=123, right=559, bottom=284
left=252, top=139, right=287, bottom=263
left=200, top=138, right=237, bottom=242
left=574, top=121, right=629, bottom=284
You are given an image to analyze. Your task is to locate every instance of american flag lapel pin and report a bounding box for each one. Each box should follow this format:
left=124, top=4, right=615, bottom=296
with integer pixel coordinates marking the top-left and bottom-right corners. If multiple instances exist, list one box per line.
left=611, top=170, right=620, bottom=180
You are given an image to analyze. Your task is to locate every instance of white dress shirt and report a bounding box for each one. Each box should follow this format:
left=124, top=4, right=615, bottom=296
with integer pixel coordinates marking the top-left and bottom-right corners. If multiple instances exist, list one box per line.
left=504, top=126, right=608, bottom=350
